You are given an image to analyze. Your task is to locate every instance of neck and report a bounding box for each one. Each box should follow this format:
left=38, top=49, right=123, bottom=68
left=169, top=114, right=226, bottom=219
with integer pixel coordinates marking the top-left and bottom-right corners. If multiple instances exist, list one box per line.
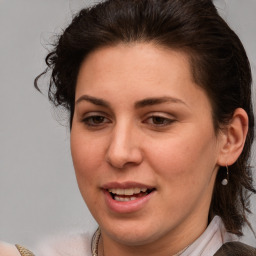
left=100, top=238, right=189, bottom=256
left=99, top=221, right=206, bottom=256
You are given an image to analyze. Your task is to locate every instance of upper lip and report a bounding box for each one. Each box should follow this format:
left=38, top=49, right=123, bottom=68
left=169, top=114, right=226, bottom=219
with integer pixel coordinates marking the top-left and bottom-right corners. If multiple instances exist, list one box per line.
left=102, top=181, right=155, bottom=190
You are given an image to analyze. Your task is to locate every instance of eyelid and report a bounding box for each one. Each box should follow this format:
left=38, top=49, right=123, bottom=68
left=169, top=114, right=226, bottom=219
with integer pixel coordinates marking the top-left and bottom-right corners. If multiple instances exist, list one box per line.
left=81, top=111, right=111, bottom=119
left=143, top=112, right=176, bottom=127
left=81, top=111, right=112, bottom=127
left=144, top=112, right=176, bottom=120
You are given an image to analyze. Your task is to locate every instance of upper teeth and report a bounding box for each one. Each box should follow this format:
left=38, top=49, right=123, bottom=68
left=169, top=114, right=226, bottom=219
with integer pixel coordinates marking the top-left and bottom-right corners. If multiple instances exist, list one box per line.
left=108, top=188, right=147, bottom=195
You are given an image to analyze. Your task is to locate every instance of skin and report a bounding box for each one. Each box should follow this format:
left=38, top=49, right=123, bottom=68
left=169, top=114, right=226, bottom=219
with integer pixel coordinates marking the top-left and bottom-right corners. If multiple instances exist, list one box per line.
left=70, top=43, right=247, bottom=256
left=0, top=242, right=20, bottom=256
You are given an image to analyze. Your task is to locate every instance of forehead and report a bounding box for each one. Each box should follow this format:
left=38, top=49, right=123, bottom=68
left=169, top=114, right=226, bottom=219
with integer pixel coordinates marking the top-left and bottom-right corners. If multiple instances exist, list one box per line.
left=77, top=44, right=190, bottom=86
left=75, top=43, right=209, bottom=108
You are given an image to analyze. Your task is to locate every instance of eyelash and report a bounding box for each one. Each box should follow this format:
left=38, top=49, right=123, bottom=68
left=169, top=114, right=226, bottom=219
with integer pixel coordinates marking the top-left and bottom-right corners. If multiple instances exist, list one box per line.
left=145, top=116, right=175, bottom=127
left=82, top=115, right=111, bottom=127
left=81, top=114, right=175, bottom=128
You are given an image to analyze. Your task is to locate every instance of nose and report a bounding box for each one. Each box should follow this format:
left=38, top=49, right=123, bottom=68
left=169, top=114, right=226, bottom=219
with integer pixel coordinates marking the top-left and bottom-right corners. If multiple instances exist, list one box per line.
left=106, top=123, right=143, bottom=169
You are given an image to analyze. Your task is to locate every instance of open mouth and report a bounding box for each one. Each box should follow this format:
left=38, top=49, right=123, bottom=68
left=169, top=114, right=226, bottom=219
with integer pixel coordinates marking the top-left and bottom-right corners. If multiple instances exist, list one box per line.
left=107, top=188, right=155, bottom=202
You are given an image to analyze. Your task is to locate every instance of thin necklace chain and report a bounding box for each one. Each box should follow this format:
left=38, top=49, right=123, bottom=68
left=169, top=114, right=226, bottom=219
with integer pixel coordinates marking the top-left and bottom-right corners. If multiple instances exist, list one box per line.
left=173, top=245, right=190, bottom=256
left=92, top=228, right=101, bottom=256
left=91, top=229, right=190, bottom=256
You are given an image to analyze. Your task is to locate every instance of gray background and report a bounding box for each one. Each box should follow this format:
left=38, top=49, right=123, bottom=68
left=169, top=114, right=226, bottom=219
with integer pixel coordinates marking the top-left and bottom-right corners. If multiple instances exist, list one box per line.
left=0, top=0, right=255, bottom=249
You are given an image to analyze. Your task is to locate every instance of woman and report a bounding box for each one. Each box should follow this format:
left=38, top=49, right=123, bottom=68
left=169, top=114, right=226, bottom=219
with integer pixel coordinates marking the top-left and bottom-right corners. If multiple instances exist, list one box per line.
left=1, top=0, right=255, bottom=255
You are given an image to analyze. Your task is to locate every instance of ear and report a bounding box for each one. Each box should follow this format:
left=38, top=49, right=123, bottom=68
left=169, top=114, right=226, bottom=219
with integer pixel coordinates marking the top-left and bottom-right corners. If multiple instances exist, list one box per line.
left=217, top=108, right=249, bottom=166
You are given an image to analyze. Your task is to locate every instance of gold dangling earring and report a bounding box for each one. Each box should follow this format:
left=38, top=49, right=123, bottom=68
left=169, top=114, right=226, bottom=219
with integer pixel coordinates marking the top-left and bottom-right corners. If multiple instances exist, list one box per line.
left=221, top=164, right=229, bottom=186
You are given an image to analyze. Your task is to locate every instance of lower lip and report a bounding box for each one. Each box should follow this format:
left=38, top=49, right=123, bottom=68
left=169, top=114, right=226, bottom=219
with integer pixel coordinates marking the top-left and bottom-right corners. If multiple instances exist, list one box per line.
left=103, top=190, right=155, bottom=214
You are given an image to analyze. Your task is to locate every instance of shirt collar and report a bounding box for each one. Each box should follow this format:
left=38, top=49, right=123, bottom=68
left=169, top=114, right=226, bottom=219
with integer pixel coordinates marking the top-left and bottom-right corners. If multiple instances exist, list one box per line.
left=181, top=216, right=238, bottom=256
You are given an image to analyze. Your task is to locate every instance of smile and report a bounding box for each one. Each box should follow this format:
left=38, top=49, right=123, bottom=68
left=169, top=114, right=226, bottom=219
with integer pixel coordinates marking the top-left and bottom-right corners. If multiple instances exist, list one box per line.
left=108, top=188, right=155, bottom=202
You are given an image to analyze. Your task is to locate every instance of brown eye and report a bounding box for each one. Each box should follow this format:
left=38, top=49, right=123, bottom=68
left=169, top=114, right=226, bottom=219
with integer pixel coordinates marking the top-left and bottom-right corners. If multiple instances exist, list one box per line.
left=91, top=116, right=105, bottom=124
left=145, top=115, right=175, bottom=127
left=83, top=115, right=110, bottom=126
left=152, top=116, right=167, bottom=125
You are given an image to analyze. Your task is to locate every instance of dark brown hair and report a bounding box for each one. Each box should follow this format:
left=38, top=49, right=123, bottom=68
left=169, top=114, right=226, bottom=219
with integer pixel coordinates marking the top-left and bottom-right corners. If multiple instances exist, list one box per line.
left=35, top=0, right=255, bottom=236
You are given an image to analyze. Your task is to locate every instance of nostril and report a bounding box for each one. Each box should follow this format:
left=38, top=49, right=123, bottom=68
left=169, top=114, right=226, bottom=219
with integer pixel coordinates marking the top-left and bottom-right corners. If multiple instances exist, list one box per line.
left=106, top=149, right=143, bottom=169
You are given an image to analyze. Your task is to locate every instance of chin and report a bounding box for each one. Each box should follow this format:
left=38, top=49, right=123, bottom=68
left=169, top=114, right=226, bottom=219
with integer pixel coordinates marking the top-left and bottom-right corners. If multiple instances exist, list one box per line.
left=101, top=219, right=168, bottom=247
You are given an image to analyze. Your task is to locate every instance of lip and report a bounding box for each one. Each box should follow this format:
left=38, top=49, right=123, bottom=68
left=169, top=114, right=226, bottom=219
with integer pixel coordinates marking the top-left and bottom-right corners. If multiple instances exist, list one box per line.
left=102, top=181, right=155, bottom=190
left=102, top=181, right=156, bottom=214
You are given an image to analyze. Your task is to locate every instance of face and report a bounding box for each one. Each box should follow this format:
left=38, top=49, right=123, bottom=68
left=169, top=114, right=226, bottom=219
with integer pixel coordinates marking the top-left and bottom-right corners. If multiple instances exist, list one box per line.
left=71, top=43, right=224, bottom=251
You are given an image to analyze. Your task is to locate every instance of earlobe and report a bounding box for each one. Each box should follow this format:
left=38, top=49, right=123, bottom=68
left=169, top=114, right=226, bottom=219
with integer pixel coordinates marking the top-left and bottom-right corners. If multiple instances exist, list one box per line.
left=217, top=108, right=249, bottom=166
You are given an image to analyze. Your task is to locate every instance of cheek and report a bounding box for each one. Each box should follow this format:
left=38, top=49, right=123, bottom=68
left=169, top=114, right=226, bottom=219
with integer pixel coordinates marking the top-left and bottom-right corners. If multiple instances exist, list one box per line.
left=147, top=130, right=218, bottom=184
left=70, top=134, right=103, bottom=207
left=147, top=134, right=219, bottom=215
left=70, top=131, right=102, bottom=185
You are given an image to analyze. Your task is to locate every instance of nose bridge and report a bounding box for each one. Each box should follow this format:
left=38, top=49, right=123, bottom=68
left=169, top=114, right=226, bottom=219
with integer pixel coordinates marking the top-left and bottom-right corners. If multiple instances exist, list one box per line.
left=106, top=118, right=142, bottom=169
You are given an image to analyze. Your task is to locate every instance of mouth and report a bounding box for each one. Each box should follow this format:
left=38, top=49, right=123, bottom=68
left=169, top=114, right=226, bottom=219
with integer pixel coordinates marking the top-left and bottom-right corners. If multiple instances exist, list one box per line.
left=107, top=187, right=156, bottom=202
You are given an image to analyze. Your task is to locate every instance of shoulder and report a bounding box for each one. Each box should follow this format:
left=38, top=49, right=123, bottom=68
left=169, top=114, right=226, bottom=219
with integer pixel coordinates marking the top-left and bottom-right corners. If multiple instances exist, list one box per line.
left=35, top=232, right=93, bottom=256
left=0, top=241, right=20, bottom=256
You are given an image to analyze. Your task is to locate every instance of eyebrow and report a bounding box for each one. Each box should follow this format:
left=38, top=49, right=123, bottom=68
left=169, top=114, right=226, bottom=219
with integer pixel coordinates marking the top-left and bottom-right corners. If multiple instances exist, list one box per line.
left=76, top=95, right=110, bottom=108
left=134, top=96, right=188, bottom=108
left=75, top=95, right=188, bottom=108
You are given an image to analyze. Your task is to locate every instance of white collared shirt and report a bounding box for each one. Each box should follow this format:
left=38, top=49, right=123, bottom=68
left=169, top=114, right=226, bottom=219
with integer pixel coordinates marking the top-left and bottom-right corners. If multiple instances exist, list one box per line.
left=181, top=216, right=238, bottom=256
left=35, top=216, right=238, bottom=256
